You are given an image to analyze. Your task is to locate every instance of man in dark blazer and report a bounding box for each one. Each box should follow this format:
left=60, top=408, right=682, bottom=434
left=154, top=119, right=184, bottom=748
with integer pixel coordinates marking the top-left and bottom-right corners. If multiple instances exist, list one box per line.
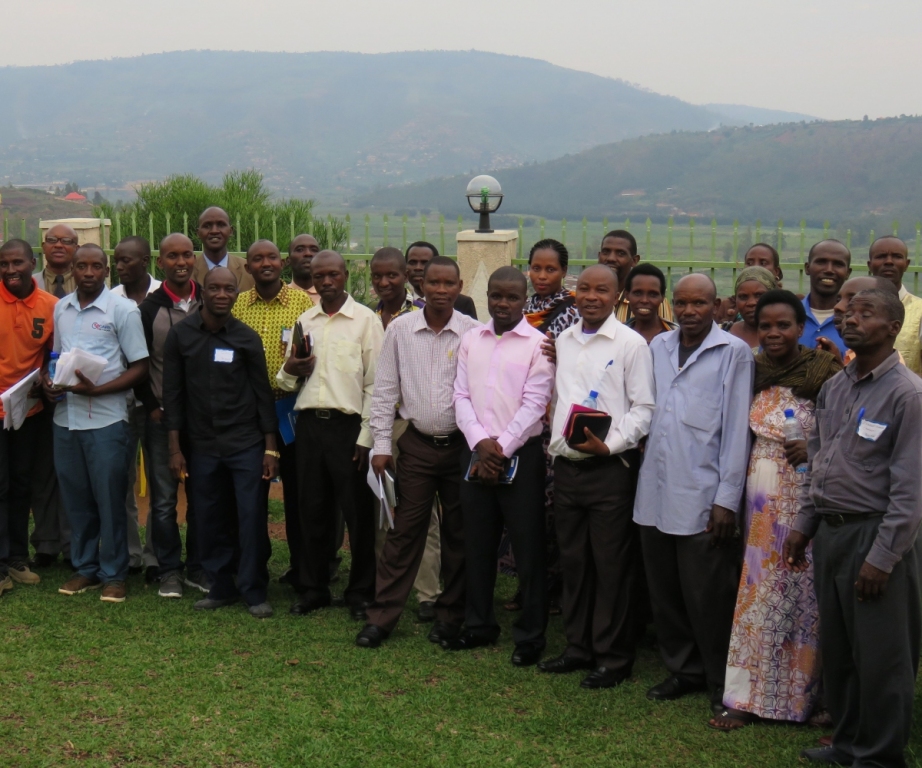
left=191, top=207, right=255, bottom=293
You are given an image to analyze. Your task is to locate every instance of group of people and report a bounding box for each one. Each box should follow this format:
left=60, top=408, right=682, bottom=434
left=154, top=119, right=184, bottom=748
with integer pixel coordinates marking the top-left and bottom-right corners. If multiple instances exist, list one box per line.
left=1, top=211, right=920, bottom=767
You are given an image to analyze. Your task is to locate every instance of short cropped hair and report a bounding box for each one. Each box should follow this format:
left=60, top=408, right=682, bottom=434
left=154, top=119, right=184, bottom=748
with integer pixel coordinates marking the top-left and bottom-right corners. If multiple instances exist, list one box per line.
left=601, top=229, right=637, bottom=256
left=624, top=263, right=666, bottom=295
left=405, top=241, right=439, bottom=259
left=421, top=254, right=459, bottom=278
left=853, top=288, right=905, bottom=324
left=371, top=246, right=406, bottom=267
left=754, top=289, right=807, bottom=325
left=116, top=235, right=152, bottom=258
left=488, top=265, right=527, bottom=291
left=0, top=238, right=35, bottom=259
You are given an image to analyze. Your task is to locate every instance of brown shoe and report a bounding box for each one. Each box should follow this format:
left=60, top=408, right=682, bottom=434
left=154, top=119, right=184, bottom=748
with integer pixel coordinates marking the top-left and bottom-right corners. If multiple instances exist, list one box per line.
left=0, top=575, right=12, bottom=596
left=8, top=560, right=40, bottom=585
left=59, top=575, right=103, bottom=595
left=100, top=581, right=127, bottom=603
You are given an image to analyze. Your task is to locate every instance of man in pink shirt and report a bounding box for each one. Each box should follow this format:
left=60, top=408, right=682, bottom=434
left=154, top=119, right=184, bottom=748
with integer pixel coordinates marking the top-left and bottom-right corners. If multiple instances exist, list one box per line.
left=447, top=267, right=555, bottom=666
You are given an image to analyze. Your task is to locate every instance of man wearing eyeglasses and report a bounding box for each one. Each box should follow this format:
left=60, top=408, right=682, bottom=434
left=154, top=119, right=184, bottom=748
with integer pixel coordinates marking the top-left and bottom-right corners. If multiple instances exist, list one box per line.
left=35, top=224, right=79, bottom=298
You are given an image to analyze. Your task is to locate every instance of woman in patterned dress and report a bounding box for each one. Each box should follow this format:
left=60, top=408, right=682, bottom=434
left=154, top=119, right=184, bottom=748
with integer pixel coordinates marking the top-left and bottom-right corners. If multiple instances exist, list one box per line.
left=499, top=239, right=579, bottom=613
left=710, top=290, right=841, bottom=731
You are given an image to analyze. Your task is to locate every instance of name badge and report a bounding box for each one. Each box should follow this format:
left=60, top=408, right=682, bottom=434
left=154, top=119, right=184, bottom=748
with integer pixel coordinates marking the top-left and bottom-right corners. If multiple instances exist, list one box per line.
left=214, top=348, right=234, bottom=363
left=281, top=328, right=292, bottom=344
left=857, top=420, right=887, bottom=441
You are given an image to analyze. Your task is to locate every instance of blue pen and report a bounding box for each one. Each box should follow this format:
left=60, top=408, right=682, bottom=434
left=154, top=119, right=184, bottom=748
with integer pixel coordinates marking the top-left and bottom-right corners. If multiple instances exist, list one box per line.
left=857, top=407, right=865, bottom=427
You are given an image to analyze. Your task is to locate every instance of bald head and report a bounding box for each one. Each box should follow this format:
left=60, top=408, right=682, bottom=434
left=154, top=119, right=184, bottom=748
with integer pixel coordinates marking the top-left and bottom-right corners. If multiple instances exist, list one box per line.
left=674, top=273, right=717, bottom=301
left=160, top=232, right=194, bottom=253
left=198, top=206, right=229, bottom=226
left=42, top=223, right=80, bottom=272
left=312, top=250, right=346, bottom=272
left=203, top=265, right=236, bottom=289
left=158, top=233, right=196, bottom=290
left=580, top=264, right=619, bottom=292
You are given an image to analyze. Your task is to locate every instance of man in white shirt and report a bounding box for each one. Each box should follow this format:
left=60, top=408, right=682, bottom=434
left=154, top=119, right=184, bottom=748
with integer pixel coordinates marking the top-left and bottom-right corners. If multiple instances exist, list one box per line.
left=538, top=265, right=655, bottom=688
left=112, top=236, right=162, bottom=579
left=277, top=251, right=383, bottom=621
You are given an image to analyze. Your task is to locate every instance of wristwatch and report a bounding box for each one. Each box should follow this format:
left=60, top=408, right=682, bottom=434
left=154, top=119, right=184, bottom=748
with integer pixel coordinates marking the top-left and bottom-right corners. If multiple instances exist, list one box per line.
left=264, top=450, right=281, bottom=458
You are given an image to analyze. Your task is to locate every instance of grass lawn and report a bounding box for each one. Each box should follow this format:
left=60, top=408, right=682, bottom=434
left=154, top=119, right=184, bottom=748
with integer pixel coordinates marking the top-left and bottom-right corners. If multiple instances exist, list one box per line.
left=3, top=524, right=921, bottom=768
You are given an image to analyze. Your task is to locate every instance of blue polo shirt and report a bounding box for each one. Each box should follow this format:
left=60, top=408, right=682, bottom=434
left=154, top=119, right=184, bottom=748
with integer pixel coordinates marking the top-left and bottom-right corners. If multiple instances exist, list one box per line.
left=799, top=294, right=846, bottom=356
left=53, top=286, right=149, bottom=431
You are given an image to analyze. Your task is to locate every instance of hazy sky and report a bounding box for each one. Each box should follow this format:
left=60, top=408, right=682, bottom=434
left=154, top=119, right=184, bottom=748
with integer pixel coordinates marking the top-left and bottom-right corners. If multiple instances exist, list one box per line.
left=6, top=0, right=919, bottom=120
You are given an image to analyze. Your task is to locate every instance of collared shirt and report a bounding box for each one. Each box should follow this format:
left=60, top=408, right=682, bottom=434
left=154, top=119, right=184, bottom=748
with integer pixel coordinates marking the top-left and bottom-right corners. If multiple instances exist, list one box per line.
left=162, top=281, right=198, bottom=313
left=276, top=294, right=383, bottom=448
left=232, top=284, right=313, bottom=396
left=53, top=286, right=149, bottom=430
left=289, top=280, right=320, bottom=305
left=0, top=279, right=57, bottom=419
left=206, top=253, right=228, bottom=270
left=162, top=314, right=278, bottom=457
left=794, top=353, right=922, bottom=573
left=616, top=292, right=674, bottom=324
left=370, top=308, right=481, bottom=455
left=799, top=294, right=846, bottom=355
left=375, top=291, right=423, bottom=323
left=625, top=316, right=678, bottom=338
left=110, top=277, right=162, bottom=304
left=633, top=323, right=755, bottom=535
left=40, top=267, right=76, bottom=297
left=454, top=317, right=555, bottom=456
left=549, top=314, right=655, bottom=460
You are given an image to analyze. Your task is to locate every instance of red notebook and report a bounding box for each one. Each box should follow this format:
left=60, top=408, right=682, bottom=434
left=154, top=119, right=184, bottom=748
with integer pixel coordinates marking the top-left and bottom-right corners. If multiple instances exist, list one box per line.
left=563, top=404, right=612, bottom=449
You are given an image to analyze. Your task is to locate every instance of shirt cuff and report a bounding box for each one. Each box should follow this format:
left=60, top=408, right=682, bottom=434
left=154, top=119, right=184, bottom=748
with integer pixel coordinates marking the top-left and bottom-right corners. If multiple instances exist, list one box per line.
left=713, top=482, right=743, bottom=512
left=373, top=436, right=393, bottom=456
left=464, top=424, right=492, bottom=452
left=792, top=513, right=820, bottom=539
left=865, top=540, right=900, bottom=574
left=357, top=427, right=374, bottom=449
left=497, top=431, right=524, bottom=458
left=604, top=432, right=627, bottom=457
left=275, top=368, right=299, bottom=391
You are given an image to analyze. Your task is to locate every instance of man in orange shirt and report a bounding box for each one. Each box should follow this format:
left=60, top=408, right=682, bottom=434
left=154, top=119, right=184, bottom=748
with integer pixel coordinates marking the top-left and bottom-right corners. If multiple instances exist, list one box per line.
left=0, top=239, right=57, bottom=595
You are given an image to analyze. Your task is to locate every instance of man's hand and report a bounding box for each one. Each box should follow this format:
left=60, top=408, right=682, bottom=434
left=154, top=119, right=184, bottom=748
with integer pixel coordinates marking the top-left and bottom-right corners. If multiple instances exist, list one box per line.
left=815, top=337, right=844, bottom=366
left=540, top=332, right=556, bottom=364
left=262, top=453, right=279, bottom=481
left=470, top=459, right=500, bottom=486
left=706, top=504, right=738, bottom=547
left=65, top=370, right=98, bottom=397
left=571, top=427, right=611, bottom=457
left=41, top=373, right=60, bottom=401
left=855, top=561, right=890, bottom=601
left=371, top=453, right=394, bottom=479
left=475, top=438, right=505, bottom=475
left=169, top=450, right=187, bottom=481
left=353, top=444, right=370, bottom=473
left=149, top=408, right=164, bottom=424
left=783, top=439, right=808, bottom=469
left=782, top=530, right=810, bottom=572
left=283, top=354, right=315, bottom=379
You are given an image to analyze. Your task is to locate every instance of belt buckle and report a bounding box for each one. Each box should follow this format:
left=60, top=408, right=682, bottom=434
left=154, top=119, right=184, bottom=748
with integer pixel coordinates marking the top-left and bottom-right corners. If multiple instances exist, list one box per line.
left=826, top=513, right=845, bottom=527
left=432, top=434, right=451, bottom=447
left=315, top=409, right=331, bottom=420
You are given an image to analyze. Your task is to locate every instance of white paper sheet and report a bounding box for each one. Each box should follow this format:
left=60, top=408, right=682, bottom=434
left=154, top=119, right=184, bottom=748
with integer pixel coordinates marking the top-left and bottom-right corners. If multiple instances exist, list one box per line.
left=2, top=369, right=40, bottom=430
left=52, top=348, right=108, bottom=388
left=365, top=452, right=395, bottom=531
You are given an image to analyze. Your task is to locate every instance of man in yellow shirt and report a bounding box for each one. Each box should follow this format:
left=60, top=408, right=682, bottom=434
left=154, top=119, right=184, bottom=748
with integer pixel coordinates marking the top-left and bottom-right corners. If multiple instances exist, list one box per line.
left=232, top=240, right=312, bottom=590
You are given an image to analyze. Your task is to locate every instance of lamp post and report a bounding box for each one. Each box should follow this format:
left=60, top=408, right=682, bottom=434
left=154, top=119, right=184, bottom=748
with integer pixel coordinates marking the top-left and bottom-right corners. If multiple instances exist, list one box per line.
left=466, top=175, right=503, bottom=234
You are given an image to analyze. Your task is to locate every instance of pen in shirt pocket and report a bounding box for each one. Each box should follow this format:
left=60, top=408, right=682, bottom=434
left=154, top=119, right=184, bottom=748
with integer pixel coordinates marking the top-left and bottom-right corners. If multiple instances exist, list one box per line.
left=856, top=407, right=865, bottom=431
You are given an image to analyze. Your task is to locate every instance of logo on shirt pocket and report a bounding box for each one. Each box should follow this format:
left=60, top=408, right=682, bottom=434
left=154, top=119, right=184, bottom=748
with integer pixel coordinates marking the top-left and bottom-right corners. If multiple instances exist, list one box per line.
left=91, top=322, right=115, bottom=333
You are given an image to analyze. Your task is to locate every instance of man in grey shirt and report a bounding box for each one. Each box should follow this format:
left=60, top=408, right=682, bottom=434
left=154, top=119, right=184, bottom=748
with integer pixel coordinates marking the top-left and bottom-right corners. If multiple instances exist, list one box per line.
left=785, top=288, right=922, bottom=767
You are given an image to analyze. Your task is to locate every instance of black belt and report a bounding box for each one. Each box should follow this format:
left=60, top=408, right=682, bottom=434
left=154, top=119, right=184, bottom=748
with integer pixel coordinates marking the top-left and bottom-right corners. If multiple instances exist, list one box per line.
left=408, top=423, right=462, bottom=448
left=303, top=408, right=354, bottom=420
left=819, top=512, right=885, bottom=528
left=556, top=449, right=639, bottom=471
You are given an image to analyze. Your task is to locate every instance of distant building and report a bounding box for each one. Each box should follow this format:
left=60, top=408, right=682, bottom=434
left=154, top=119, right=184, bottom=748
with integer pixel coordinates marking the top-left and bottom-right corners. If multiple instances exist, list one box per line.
left=64, top=192, right=86, bottom=202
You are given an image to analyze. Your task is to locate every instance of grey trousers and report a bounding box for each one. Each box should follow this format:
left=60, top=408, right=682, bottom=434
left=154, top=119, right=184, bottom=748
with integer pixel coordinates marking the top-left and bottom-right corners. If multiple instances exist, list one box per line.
left=29, top=405, right=70, bottom=557
left=814, top=517, right=921, bottom=768
left=639, top=525, right=741, bottom=706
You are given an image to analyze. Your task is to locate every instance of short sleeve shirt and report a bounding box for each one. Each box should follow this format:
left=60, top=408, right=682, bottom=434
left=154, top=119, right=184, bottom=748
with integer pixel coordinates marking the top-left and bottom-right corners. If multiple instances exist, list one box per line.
left=53, top=286, right=149, bottom=430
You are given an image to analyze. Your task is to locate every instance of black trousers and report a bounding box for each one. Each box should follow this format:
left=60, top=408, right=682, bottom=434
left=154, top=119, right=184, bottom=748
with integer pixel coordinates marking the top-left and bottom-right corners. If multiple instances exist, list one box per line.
left=460, top=439, right=547, bottom=646
left=639, top=524, right=741, bottom=705
left=814, top=517, right=921, bottom=768
left=554, top=452, right=639, bottom=670
left=295, top=410, right=375, bottom=606
left=0, top=411, right=40, bottom=571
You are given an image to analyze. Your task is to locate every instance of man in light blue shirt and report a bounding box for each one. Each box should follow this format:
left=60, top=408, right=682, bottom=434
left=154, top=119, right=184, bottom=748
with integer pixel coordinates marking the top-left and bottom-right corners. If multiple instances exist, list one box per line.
left=799, top=239, right=851, bottom=356
left=633, top=273, right=754, bottom=714
left=43, top=244, right=149, bottom=603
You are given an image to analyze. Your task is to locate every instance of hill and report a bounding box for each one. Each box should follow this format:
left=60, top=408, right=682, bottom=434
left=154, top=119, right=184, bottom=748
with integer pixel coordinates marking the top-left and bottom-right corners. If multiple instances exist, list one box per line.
left=0, top=187, right=93, bottom=241
left=0, top=50, right=802, bottom=197
left=353, top=116, right=922, bottom=225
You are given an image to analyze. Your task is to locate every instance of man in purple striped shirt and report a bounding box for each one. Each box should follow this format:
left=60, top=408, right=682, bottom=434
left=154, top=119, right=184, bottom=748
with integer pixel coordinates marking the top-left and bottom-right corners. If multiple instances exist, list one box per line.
left=356, top=256, right=480, bottom=649
left=445, top=267, right=555, bottom=666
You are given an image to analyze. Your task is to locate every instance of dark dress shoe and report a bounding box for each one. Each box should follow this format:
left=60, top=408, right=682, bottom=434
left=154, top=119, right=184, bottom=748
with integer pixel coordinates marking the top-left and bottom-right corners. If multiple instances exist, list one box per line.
left=355, top=624, right=389, bottom=649
left=428, top=621, right=461, bottom=644
left=63, top=559, right=75, bottom=571
left=442, top=631, right=497, bottom=651
left=144, top=565, right=160, bottom=584
left=799, top=746, right=850, bottom=765
left=28, top=553, right=57, bottom=569
left=416, top=601, right=436, bottom=622
left=349, top=601, right=370, bottom=622
left=537, top=653, right=594, bottom=674
left=581, top=666, right=631, bottom=689
left=331, top=594, right=346, bottom=607
left=289, top=595, right=331, bottom=616
left=128, top=565, right=143, bottom=576
left=646, top=675, right=707, bottom=701
left=511, top=645, right=544, bottom=667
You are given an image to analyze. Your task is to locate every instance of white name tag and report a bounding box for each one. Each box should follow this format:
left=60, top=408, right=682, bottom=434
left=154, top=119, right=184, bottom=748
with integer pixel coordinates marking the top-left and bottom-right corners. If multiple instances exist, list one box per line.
left=857, top=420, right=887, bottom=441
left=214, top=348, right=234, bottom=363
left=281, top=328, right=292, bottom=344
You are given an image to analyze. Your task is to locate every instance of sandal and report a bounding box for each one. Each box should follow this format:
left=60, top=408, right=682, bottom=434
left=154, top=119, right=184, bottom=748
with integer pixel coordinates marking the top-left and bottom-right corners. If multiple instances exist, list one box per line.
left=707, top=709, right=755, bottom=732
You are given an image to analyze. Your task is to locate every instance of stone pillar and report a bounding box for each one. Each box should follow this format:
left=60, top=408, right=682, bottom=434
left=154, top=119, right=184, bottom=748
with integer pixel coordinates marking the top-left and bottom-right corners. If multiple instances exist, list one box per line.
left=456, top=229, right=518, bottom=321
left=39, top=217, right=111, bottom=249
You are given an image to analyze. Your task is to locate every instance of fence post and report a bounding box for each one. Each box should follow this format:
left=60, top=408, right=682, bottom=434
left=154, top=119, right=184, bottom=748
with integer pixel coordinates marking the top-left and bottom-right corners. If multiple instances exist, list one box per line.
left=799, top=220, right=806, bottom=263
left=115, top=212, right=122, bottom=243
left=823, top=220, right=830, bottom=239
left=755, top=219, right=762, bottom=243
left=846, top=229, right=852, bottom=250
left=236, top=215, right=242, bottom=252
left=383, top=214, right=389, bottom=247
left=645, top=218, right=652, bottom=259
left=364, top=214, right=370, bottom=254
left=624, top=217, right=631, bottom=232
left=289, top=213, right=295, bottom=243
left=732, top=220, right=739, bottom=262
left=916, top=222, right=922, bottom=294
left=183, top=212, right=189, bottom=238
left=272, top=215, right=278, bottom=246
left=893, top=219, right=900, bottom=237
left=165, top=212, right=171, bottom=241
left=148, top=213, right=154, bottom=251
left=439, top=214, right=446, bottom=256
left=667, top=217, right=674, bottom=259
left=308, top=219, right=314, bottom=237
left=421, top=214, right=426, bottom=244
left=869, top=228, right=876, bottom=249
left=776, top=219, right=783, bottom=255
left=561, top=218, right=567, bottom=248
left=710, top=218, right=717, bottom=260
left=19, top=218, right=24, bottom=240
left=581, top=217, right=588, bottom=259
left=326, top=216, right=334, bottom=251
left=131, top=212, right=137, bottom=236
left=539, top=217, right=545, bottom=240
left=2, top=210, right=6, bottom=242
left=254, top=213, right=259, bottom=244
left=518, top=217, right=524, bottom=259
left=688, top=218, right=695, bottom=259
left=602, top=217, right=609, bottom=242
left=457, top=215, right=463, bottom=236
left=401, top=214, right=408, bottom=251
left=344, top=214, right=351, bottom=253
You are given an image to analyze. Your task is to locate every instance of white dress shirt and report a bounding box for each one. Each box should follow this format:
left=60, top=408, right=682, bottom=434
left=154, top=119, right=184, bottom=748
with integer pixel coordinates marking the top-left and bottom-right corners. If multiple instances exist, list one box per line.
left=276, top=294, right=383, bottom=448
left=549, top=314, right=655, bottom=460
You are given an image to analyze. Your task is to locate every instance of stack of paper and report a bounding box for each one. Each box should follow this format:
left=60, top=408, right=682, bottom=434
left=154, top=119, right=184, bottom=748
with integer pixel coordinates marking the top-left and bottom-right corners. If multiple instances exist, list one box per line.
left=365, top=453, right=396, bottom=531
left=52, top=348, right=108, bottom=388
left=2, top=369, right=40, bottom=430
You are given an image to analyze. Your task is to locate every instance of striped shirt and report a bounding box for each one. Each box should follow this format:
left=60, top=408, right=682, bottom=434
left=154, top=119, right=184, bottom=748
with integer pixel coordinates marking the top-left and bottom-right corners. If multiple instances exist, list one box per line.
left=370, top=308, right=481, bottom=455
